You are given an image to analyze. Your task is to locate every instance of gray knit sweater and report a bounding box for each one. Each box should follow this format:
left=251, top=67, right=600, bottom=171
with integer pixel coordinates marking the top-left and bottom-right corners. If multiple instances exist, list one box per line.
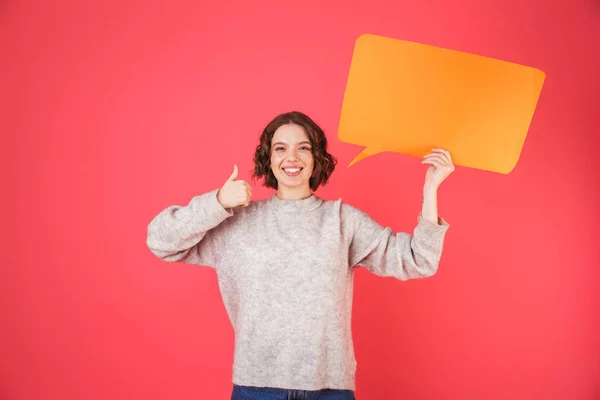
left=146, top=189, right=449, bottom=391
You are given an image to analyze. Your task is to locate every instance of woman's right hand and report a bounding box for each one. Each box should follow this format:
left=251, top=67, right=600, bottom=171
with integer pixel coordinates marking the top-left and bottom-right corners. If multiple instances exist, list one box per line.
left=217, top=165, right=252, bottom=209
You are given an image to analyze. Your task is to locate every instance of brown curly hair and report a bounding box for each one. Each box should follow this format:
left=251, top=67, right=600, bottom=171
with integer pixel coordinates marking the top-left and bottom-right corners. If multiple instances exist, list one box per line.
left=252, top=111, right=337, bottom=191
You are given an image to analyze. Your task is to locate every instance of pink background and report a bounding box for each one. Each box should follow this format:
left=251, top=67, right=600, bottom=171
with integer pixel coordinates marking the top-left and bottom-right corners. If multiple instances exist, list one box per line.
left=3, top=0, right=599, bottom=399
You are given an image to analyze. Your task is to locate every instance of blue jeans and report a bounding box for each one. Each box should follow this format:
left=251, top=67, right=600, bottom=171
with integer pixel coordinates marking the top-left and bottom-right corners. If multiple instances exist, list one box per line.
left=231, top=384, right=355, bottom=400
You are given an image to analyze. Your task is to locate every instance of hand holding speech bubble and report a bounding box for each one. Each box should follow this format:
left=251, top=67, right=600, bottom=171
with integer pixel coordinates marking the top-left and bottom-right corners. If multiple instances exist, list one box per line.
left=338, top=34, right=546, bottom=174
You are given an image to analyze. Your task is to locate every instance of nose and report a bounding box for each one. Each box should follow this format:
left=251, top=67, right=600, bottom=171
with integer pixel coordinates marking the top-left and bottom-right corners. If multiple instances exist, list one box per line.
left=286, top=149, right=299, bottom=161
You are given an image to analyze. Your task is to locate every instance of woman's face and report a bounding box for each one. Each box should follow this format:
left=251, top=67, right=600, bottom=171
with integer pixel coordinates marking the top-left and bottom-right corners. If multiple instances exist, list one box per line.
left=270, top=123, right=314, bottom=193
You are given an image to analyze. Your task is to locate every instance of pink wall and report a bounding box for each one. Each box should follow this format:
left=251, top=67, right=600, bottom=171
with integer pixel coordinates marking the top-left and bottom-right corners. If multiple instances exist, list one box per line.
left=3, top=0, right=599, bottom=399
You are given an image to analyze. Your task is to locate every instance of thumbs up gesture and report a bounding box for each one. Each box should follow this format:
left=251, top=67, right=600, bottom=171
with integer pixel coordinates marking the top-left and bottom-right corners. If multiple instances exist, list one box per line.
left=217, top=165, right=253, bottom=209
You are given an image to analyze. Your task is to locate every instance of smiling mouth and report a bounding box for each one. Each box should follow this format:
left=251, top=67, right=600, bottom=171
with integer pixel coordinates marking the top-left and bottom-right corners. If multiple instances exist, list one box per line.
left=282, top=167, right=303, bottom=176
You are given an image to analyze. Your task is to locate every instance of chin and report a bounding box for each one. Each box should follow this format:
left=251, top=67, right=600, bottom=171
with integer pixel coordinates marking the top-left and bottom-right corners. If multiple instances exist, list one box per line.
left=281, top=180, right=305, bottom=188
left=277, top=175, right=309, bottom=188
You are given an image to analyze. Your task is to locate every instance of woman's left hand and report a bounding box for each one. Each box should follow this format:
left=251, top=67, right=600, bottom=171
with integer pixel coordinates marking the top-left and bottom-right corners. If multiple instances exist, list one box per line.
left=422, top=148, right=455, bottom=189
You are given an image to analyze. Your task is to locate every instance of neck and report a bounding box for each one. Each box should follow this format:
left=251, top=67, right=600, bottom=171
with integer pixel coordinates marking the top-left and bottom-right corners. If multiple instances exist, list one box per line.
left=276, top=185, right=312, bottom=200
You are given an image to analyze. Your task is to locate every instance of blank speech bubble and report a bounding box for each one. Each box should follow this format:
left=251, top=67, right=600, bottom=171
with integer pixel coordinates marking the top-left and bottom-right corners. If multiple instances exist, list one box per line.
left=337, top=33, right=546, bottom=174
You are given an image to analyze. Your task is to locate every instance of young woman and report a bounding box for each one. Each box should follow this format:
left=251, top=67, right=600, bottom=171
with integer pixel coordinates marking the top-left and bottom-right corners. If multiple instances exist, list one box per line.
left=146, top=111, right=454, bottom=400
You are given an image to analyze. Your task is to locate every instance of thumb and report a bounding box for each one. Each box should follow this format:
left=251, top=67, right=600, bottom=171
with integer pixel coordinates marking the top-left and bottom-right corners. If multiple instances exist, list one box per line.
left=227, top=164, right=239, bottom=182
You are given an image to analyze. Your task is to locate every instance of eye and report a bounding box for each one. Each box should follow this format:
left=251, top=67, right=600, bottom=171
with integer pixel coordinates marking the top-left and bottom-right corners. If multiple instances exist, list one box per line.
left=274, top=146, right=285, bottom=151
left=299, top=146, right=312, bottom=151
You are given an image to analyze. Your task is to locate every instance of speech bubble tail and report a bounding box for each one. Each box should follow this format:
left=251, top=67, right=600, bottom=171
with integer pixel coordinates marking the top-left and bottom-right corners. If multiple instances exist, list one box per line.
left=348, top=148, right=381, bottom=167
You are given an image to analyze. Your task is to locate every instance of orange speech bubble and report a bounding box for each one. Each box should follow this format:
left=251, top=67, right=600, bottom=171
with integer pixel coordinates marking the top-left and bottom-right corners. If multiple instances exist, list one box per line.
left=338, top=34, right=545, bottom=174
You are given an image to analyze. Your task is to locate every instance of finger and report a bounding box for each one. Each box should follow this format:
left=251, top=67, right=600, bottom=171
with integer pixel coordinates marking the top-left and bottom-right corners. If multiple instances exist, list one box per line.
left=238, top=195, right=249, bottom=207
left=422, top=154, right=448, bottom=165
left=423, top=158, right=454, bottom=174
left=235, top=180, right=252, bottom=192
left=433, top=149, right=455, bottom=169
left=424, top=151, right=448, bottom=160
left=421, top=158, right=445, bottom=168
left=227, top=164, right=239, bottom=182
left=431, top=148, right=453, bottom=164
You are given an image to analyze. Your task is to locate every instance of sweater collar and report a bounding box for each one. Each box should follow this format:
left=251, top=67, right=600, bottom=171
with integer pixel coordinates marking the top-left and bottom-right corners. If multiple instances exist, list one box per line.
left=268, top=193, right=324, bottom=212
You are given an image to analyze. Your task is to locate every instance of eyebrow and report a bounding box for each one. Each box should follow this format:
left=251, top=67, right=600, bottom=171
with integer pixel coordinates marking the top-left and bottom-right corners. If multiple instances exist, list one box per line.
left=272, top=141, right=312, bottom=147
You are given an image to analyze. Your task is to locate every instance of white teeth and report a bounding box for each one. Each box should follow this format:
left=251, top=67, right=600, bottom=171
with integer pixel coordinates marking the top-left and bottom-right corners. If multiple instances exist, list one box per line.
left=284, top=168, right=300, bottom=173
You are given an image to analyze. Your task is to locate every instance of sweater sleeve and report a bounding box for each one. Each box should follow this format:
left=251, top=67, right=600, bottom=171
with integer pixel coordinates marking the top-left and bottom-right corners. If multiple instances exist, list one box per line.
left=146, top=189, right=233, bottom=268
left=342, top=204, right=449, bottom=280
